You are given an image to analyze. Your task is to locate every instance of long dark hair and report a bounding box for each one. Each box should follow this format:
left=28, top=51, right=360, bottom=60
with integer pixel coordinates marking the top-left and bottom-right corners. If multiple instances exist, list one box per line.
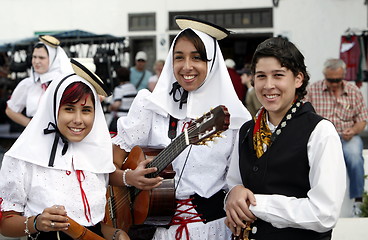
left=251, top=37, right=310, bottom=100
left=173, top=29, right=210, bottom=62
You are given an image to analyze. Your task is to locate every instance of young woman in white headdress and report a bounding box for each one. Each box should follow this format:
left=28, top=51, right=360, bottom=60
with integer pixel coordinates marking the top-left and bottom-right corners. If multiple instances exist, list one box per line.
left=109, top=16, right=251, bottom=240
left=0, top=59, right=129, bottom=240
left=6, top=35, right=73, bottom=128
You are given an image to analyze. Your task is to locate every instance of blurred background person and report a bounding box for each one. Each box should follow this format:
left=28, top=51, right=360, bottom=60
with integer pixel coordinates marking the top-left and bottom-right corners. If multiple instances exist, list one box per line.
left=306, top=58, right=368, bottom=217
left=148, top=59, right=165, bottom=92
left=130, top=51, right=152, bottom=91
left=108, top=67, right=137, bottom=133
left=239, top=64, right=262, bottom=117
left=225, top=58, right=245, bottom=101
left=5, top=35, right=72, bottom=129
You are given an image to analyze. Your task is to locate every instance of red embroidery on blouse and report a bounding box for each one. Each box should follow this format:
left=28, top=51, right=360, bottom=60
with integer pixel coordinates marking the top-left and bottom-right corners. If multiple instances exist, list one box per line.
left=72, top=158, right=92, bottom=223
left=66, top=170, right=71, bottom=175
left=76, top=169, right=92, bottom=223
left=170, top=198, right=204, bottom=240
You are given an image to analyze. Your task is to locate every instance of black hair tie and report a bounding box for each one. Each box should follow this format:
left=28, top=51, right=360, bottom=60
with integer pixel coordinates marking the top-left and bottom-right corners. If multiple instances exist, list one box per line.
left=169, top=82, right=188, bottom=109
left=44, top=122, right=69, bottom=167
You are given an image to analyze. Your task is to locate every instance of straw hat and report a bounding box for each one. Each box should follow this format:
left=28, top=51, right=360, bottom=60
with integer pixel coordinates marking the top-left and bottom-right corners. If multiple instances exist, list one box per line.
left=39, top=35, right=60, bottom=48
left=175, top=15, right=231, bottom=40
left=71, top=58, right=112, bottom=96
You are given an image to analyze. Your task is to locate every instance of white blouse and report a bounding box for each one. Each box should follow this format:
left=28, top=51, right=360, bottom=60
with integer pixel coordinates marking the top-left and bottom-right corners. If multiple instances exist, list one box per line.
left=0, top=156, right=109, bottom=226
left=226, top=119, right=347, bottom=233
left=7, top=77, right=45, bottom=117
left=112, top=90, right=238, bottom=199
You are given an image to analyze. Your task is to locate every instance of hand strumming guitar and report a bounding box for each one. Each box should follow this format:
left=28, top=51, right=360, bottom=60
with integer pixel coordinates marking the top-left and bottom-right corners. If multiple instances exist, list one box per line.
left=225, top=185, right=257, bottom=237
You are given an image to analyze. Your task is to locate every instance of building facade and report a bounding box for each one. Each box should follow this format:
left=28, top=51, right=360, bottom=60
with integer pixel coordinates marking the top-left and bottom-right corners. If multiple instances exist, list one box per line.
left=0, top=0, right=366, bottom=82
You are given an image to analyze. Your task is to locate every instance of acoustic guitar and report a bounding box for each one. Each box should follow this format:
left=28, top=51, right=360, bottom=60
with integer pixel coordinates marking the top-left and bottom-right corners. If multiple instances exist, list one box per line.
left=105, top=105, right=230, bottom=232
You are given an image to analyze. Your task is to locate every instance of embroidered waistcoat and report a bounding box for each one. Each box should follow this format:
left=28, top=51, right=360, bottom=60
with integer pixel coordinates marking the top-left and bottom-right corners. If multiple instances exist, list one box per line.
left=238, top=102, right=331, bottom=240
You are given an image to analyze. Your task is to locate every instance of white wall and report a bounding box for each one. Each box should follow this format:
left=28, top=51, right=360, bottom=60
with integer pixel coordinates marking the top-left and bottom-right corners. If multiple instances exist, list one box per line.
left=0, top=0, right=366, bottom=81
left=274, top=0, right=367, bottom=82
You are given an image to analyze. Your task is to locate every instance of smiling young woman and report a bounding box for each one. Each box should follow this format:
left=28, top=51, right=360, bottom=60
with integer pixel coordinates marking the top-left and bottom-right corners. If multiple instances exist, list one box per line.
left=0, top=59, right=129, bottom=240
left=109, top=16, right=251, bottom=240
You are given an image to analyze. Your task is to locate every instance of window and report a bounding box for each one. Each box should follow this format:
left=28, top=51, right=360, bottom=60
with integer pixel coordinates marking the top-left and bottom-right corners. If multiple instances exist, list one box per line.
left=129, top=13, right=156, bottom=31
left=169, top=9, right=272, bottom=30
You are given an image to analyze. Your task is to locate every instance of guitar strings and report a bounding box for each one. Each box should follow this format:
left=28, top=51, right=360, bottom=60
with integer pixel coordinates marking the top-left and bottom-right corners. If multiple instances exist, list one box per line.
left=107, top=123, right=209, bottom=220
left=109, top=124, right=211, bottom=221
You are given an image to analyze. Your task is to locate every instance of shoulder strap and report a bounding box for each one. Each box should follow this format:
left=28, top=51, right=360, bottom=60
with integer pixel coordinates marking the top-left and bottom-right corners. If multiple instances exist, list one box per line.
left=168, top=115, right=178, bottom=140
left=135, top=70, right=146, bottom=89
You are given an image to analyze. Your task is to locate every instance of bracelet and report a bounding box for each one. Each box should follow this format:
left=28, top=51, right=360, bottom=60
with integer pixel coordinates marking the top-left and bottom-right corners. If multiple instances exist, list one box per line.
left=122, top=169, right=132, bottom=187
left=33, top=213, right=41, bottom=232
left=24, top=216, right=40, bottom=240
left=112, top=229, right=122, bottom=240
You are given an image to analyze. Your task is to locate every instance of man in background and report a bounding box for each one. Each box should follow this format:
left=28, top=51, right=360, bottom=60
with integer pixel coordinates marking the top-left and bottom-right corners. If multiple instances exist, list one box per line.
left=306, top=58, right=368, bottom=217
left=130, top=51, right=152, bottom=91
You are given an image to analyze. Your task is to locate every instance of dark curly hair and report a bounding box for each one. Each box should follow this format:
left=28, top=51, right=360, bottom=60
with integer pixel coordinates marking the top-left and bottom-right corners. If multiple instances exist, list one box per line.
left=250, top=37, right=310, bottom=100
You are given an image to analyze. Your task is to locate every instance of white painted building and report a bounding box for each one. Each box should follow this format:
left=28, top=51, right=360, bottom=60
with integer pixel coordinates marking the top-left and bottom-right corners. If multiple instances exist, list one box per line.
left=0, top=0, right=366, bottom=82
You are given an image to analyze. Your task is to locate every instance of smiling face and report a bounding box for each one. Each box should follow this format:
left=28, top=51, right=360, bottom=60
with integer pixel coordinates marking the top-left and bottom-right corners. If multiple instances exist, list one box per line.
left=254, top=57, right=303, bottom=125
left=57, top=94, right=95, bottom=142
left=32, top=47, right=49, bottom=74
left=173, top=37, right=208, bottom=92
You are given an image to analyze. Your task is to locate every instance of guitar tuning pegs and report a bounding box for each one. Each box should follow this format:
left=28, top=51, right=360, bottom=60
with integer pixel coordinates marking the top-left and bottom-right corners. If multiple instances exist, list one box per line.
left=214, top=133, right=222, bottom=138
left=199, top=141, right=209, bottom=146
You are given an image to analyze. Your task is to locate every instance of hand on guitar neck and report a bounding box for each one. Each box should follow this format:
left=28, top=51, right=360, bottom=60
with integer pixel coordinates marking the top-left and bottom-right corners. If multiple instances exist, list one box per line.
left=31, top=205, right=130, bottom=240
left=64, top=218, right=130, bottom=240
left=110, top=145, right=163, bottom=191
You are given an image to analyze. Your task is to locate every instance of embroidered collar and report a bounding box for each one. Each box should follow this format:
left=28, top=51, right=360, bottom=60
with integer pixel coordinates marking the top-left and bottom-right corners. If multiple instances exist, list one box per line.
left=270, top=100, right=303, bottom=142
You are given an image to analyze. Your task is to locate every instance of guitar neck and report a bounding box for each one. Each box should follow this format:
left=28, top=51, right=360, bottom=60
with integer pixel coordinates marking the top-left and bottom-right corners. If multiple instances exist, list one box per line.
left=145, top=132, right=187, bottom=178
left=64, top=217, right=106, bottom=240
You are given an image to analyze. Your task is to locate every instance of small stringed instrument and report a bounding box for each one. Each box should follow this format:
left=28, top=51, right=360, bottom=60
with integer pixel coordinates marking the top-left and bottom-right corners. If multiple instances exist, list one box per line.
left=64, top=216, right=130, bottom=240
left=231, top=222, right=251, bottom=240
left=63, top=216, right=105, bottom=240
left=105, top=105, right=230, bottom=232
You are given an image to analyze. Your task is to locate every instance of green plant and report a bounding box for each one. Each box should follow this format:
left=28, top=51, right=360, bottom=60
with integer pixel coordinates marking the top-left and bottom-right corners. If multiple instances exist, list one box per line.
left=361, top=191, right=368, bottom=217
left=360, top=174, right=368, bottom=217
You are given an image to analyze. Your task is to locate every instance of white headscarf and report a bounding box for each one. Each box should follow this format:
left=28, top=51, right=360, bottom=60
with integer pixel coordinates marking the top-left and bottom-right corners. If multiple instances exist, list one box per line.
left=145, top=28, right=250, bottom=129
left=32, top=43, right=73, bottom=84
left=5, top=73, right=115, bottom=173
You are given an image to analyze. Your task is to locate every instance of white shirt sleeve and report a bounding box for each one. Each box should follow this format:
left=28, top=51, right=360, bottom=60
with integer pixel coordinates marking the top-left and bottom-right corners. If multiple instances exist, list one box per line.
left=249, top=119, right=346, bottom=232
left=112, top=86, right=124, bottom=102
left=0, top=156, right=29, bottom=213
left=7, top=79, right=29, bottom=113
left=226, top=133, right=243, bottom=189
left=112, top=90, right=153, bottom=150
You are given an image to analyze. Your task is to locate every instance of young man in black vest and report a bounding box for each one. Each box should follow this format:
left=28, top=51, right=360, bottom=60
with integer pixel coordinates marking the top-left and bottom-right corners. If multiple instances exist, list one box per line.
left=225, top=37, right=347, bottom=240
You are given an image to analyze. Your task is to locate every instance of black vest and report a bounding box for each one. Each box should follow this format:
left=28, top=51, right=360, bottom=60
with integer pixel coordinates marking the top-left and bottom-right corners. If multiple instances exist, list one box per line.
left=238, top=102, right=331, bottom=240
